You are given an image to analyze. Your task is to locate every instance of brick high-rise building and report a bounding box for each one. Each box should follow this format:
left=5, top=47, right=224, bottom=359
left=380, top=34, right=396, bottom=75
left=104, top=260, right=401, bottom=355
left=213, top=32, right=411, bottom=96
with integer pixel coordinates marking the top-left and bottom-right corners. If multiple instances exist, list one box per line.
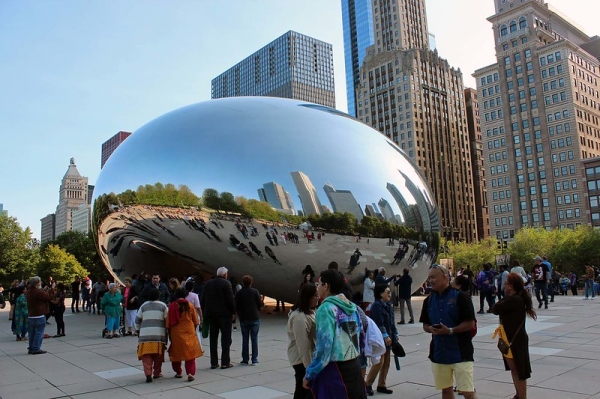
left=211, top=31, right=335, bottom=108
left=474, top=0, right=600, bottom=240
left=352, top=0, right=478, bottom=242
left=465, top=88, right=490, bottom=239
left=101, top=131, right=131, bottom=169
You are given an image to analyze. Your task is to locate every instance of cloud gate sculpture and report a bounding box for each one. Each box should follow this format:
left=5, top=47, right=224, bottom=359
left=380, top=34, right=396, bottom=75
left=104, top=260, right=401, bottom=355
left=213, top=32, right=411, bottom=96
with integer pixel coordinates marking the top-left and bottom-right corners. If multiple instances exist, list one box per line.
left=93, top=97, right=440, bottom=303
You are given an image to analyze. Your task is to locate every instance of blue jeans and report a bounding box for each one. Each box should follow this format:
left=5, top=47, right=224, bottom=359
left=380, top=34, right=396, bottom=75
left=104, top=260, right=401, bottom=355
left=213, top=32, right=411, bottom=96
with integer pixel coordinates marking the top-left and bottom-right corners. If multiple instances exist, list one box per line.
left=28, top=316, right=46, bottom=352
left=534, top=281, right=548, bottom=306
left=240, top=320, right=260, bottom=363
left=585, top=280, right=596, bottom=298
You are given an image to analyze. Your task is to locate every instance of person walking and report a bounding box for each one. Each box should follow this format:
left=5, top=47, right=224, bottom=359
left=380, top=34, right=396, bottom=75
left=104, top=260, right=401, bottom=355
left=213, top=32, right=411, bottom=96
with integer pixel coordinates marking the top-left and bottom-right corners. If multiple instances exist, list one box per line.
left=532, top=256, right=550, bottom=308
left=420, top=264, right=478, bottom=399
left=302, top=269, right=366, bottom=399
left=135, top=288, right=169, bottom=383
left=200, top=267, right=236, bottom=370
left=583, top=263, right=596, bottom=300
left=492, top=272, right=537, bottom=399
left=287, top=283, right=318, bottom=399
left=71, top=276, right=81, bottom=313
left=395, top=268, right=415, bottom=324
left=476, top=263, right=496, bottom=314
left=101, top=283, right=123, bottom=338
left=235, top=275, right=264, bottom=365
left=167, top=288, right=203, bottom=381
left=52, top=283, right=66, bottom=337
left=25, top=276, right=52, bottom=355
left=365, top=284, right=397, bottom=395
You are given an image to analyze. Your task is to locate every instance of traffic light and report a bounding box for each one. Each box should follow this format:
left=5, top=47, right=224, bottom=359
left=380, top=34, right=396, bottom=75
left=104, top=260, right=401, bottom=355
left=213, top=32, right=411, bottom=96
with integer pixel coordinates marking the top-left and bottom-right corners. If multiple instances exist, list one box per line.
left=503, top=241, right=508, bottom=249
left=497, top=240, right=502, bottom=250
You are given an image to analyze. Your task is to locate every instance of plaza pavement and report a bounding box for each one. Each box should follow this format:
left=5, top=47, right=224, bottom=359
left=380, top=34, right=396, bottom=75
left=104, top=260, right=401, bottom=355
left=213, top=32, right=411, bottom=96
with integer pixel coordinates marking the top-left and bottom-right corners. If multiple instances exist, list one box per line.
left=1, top=295, right=600, bottom=399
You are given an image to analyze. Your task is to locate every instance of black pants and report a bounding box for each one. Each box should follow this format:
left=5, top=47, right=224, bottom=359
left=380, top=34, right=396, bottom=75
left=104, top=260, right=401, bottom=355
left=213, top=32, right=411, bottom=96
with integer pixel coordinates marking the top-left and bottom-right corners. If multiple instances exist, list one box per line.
left=479, top=290, right=495, bottom=311
left=71, top=295, right=79, bottom=311
left=209, top=316, right=232, bottom=367
left=55, top=309, right=65, bottom=335
left=571, top=285, right=578, bottom=295
left=293, top=363, right=313, bottom=399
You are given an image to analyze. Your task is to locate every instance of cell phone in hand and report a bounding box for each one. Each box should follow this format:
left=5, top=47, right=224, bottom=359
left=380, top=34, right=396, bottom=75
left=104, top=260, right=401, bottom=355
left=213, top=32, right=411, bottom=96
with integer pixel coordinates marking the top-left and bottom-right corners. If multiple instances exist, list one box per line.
left=432, top=324, right=442, bottom=329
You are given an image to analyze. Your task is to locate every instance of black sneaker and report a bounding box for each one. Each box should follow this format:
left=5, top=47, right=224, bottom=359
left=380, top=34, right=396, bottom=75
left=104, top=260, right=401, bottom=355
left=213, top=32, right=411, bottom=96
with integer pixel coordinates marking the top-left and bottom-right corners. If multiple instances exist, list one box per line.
left=397, top=321, right=405, bottom=325
left=366, top=385, right=374, bottom=396
left=377, top=387, right=393, bottom=394
left=538, top=302, right=542, bottom=309
left=477, top=310, right=484, bottom=314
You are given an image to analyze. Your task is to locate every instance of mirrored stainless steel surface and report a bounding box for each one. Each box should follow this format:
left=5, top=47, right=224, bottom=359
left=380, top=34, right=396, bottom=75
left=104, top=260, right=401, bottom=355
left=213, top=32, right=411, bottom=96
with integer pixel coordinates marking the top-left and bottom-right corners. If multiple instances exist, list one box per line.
left=93, top=97, right=439, bottom=303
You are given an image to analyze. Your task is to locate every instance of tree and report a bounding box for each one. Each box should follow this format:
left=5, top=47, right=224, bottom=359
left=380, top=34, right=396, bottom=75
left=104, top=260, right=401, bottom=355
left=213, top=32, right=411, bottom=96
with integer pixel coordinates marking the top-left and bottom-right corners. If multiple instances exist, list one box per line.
left=447, top=237, right=498, bottom=273
left=37, top=244, right=88, bottom=283
left=202, top=188, right=220, bottom=210
left=43, top=231, right=106, bottom=279
left=0, top=215, right=38, bottom=281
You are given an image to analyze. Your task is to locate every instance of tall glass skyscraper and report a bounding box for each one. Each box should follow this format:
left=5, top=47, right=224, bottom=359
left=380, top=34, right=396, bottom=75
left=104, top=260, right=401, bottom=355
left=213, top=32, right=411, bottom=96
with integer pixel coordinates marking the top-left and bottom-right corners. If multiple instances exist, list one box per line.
left=341, top=0, right=374, bottom=117
left=212, top=31, right=335, bottom=108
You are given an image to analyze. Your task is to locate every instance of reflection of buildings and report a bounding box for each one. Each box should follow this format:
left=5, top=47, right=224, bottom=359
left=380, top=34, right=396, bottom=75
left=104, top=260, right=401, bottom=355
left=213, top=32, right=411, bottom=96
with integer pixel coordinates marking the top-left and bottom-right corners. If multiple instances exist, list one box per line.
left=474, top=1, right=600, bottom=239
left=291, top=171, right=324, bottom=216
left=211, top=31, right=335, bottom=108
left=0, top=203, right=6, bottom=216
left=40, top=214, right=56, bottom=243
left=54, top=158, right=90, bottom=236
left=341, top=0, right=374, bottom=117
left=386, top=182, right=418, bottom=229
left=323, top=183, right=364, bottom=222
left=257, top=182, right=295, bottom=215
left=351, top=0, right=478, bottom=242
left=101, top=131, right=131, bottom=169
left=378, top=198, right=396, bottom=224
left=364, top=204, right=377, bottom=218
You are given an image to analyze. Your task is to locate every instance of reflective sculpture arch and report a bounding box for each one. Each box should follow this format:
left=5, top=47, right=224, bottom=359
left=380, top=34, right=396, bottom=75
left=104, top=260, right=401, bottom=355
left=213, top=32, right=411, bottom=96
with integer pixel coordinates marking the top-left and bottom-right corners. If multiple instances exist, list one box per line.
left=93, top=97, right=439, bottom=303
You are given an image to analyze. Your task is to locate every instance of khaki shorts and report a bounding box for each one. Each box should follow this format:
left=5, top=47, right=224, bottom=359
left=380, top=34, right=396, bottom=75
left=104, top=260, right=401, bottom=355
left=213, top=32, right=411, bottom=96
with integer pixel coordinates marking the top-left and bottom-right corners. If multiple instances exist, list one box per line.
left=431, top=361, right=475, bottom=392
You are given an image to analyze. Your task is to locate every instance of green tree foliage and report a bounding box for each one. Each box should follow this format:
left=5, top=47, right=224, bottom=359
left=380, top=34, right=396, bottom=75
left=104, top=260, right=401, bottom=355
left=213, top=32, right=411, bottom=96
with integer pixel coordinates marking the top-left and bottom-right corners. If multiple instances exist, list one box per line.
left=43, top=231, right=106, bottom=279
left=0, top=215, right=38, bottom=281
left=447, top=237, right=498, bottom=273
left=202, top=188, right=220, bottom=210
left=37, top=244, right=88, bottom=283
left=135, top=183, right=200, bottom=207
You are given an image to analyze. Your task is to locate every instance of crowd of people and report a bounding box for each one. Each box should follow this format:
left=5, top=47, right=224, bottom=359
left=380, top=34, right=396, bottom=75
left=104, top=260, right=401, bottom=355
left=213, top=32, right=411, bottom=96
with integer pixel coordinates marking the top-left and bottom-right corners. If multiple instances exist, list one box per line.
left=6, top=251, right=597, bottom=399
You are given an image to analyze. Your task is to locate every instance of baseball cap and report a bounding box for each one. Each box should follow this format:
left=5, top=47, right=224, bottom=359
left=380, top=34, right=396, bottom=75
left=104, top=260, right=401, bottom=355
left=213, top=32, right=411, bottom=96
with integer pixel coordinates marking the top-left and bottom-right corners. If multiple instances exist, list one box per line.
left=533, top=256, right=542, bottom=261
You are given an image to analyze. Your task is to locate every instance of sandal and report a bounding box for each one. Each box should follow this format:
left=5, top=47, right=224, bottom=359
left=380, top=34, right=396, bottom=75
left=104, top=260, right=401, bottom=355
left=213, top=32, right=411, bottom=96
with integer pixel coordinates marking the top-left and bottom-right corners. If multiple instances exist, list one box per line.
left=174, top=374, right=182, bottom=378
left=105, top=335, right=113, bottom=339
left=187, top=374, right=195, bottom=381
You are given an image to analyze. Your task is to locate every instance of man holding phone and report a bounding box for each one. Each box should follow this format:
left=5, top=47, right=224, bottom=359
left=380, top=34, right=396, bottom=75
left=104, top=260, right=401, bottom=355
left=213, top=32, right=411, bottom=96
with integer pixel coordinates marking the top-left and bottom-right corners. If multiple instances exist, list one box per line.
left=420, top=264, right=477, bottom=399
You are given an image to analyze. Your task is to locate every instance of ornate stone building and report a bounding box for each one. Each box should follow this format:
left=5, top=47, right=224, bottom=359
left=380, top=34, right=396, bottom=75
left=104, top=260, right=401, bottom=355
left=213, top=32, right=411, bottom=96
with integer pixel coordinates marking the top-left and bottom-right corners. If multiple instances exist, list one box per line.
left=54, top=158, right=89, bottom=236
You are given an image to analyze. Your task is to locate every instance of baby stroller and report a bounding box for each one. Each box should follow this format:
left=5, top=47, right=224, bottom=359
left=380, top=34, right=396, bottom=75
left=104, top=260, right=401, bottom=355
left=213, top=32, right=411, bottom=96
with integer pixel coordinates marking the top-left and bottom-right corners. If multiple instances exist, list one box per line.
left=102, top=308, right=125, bottom=338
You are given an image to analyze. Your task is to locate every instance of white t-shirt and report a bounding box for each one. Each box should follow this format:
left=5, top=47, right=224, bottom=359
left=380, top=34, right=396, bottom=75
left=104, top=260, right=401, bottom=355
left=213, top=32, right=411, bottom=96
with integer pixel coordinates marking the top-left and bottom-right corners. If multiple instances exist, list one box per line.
left=186, top=292, right=201, bottom=310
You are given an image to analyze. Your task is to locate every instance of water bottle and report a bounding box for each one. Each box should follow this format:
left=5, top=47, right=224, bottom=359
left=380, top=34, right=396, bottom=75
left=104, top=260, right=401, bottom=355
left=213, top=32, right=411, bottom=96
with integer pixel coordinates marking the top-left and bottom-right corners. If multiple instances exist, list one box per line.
left=394, top=354, right=401, bottom=370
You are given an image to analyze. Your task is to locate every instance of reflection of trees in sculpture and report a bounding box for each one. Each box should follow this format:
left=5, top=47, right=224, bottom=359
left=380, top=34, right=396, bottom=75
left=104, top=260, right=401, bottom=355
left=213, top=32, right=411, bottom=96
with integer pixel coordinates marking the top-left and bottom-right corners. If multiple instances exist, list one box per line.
left=202, top=188, right=242, bottom=213
left=135, top=183, right=199, bottom=207
left=357, top=216, right=420, bottom=240
left=307, top=212, right=358, bottom=233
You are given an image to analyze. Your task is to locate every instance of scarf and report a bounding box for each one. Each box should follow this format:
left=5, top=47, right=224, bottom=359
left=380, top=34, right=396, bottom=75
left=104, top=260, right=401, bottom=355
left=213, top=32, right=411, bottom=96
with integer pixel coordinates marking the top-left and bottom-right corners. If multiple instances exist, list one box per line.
left=168, top=298, right=188, bottom=327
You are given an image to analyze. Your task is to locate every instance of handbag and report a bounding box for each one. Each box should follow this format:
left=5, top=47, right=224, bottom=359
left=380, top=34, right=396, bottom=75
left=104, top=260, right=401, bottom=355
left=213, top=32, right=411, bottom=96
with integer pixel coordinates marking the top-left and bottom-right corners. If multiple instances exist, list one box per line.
left=497, top=319, right=524, bottom=355
left=391, top=341, right=406, bottom=358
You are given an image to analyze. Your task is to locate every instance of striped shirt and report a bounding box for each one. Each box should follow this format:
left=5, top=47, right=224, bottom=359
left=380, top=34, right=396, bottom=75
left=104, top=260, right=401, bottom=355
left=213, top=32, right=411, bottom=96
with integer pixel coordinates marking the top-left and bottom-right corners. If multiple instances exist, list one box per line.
left=135, top=300, right=168, bottom=344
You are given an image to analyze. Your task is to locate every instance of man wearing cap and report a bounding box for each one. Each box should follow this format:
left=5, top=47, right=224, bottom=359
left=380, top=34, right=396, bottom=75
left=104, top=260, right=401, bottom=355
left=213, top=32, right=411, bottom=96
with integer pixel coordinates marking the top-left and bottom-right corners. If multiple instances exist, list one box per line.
left=532, top=256, right=550, bottom=309
left=420, top=264, right=478, bottom=399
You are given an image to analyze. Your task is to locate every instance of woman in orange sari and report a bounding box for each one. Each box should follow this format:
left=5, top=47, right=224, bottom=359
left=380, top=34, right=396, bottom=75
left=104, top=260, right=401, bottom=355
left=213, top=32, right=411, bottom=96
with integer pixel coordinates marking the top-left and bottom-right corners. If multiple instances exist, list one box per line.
left=167, top=288, right=203, bottom=381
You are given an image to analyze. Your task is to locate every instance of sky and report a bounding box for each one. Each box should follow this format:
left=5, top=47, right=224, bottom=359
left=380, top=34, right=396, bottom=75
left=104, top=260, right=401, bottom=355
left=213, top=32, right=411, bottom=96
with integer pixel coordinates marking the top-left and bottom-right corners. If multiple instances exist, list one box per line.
left=1, top=0, right=598, bottom=239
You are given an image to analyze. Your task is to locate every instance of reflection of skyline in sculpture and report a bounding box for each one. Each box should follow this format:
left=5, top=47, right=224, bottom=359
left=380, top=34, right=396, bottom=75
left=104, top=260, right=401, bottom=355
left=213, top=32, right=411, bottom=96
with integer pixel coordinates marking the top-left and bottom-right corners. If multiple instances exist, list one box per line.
left=399, top=170, right=440, bottom=234
left=291, top=171, right=324, bottom=216
left=257, top=182, right=295, bottom=215
left=386, top=182, right=419, bottom=230
left=377, top=198, right=396, bottom=224
left=92, top=97, right=440, bottom=303
left=323, top=183, right=364, bottom=223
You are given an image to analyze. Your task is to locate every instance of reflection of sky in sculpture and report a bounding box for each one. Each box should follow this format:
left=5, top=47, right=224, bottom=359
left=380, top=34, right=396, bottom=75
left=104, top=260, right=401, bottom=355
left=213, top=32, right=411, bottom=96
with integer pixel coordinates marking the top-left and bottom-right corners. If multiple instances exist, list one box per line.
left=96, top=97, right=428, bottom=222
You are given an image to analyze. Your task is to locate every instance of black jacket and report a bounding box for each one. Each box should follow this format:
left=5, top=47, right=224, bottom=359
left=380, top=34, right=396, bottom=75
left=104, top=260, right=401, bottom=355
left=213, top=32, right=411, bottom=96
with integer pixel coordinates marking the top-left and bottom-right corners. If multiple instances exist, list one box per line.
left=201, top=276, right=235, bottom=318
left=235, top=287, right=263, bottom=322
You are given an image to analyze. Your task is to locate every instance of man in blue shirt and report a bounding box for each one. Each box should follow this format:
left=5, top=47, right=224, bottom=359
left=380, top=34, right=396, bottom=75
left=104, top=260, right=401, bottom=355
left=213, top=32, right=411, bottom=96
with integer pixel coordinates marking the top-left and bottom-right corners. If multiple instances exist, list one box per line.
left=420, top=264, right=478, bottom=399
left=542, top=256, right=553, bottom=302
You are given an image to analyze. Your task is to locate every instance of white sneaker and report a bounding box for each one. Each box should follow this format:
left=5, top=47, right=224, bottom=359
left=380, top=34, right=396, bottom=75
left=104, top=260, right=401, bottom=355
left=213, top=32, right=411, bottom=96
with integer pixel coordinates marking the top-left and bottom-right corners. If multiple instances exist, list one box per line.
left=583, top=297, right=589, bottom=300
left=592, top=297, right=596, bottom=300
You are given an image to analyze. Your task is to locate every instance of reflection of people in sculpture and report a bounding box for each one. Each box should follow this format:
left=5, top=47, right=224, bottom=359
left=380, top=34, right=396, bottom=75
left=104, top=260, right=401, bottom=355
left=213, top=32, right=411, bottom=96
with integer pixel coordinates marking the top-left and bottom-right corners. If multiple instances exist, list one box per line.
left=229, top=234, right=241, bottom=247
left=347, top=249, right=362, bottom=274
left=265, top=232, right=274, bottom=245
left=208, top=228, right=222, bottom=241
left=272, top=234, right=279, bottom=246
left=264, top=246, right=282, bottom=264
left=236, top=243, right=254, bottom=259
left=248, top=242, right=265, bottom=259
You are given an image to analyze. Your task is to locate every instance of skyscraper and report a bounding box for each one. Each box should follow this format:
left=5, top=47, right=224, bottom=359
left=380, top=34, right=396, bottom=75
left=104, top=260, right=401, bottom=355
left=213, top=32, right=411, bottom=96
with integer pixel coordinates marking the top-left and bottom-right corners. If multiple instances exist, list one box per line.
left=211, top=31, right=335, bottom=108
left=0, top=203, right=6, bottom=216
left=257, top=182, right=295, bottom=214
left=352, top=0, right=478, bottom=242
left=377, top=197, right=396, bottom=223
left=40, top=213, right=55, bottom=243
left=291, top=171, right=324, bottom=216
left=54, top=158, right=89, bottom=236
left=465, top=88, right=490, bottom=239
left=101, top=131, right=131, bottom=169
left=323, top=183, right=364, bottom=222
left=341, top=0, right=375, bottom=117
left=474, top=0, right=600, bottom=240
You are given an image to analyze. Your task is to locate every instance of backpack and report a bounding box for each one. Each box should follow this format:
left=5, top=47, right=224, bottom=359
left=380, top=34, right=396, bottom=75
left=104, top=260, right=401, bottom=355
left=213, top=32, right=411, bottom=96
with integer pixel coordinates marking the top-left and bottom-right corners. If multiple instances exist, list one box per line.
left=478, top=271, right=496, bottom=293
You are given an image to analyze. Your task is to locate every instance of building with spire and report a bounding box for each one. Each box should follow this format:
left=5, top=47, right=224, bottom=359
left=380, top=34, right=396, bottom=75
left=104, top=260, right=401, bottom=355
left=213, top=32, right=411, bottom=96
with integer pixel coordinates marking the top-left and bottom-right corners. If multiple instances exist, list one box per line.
left=474, top=0, right=600, bottom=239
left=54, top=158, right=89, bottom=236
left=349, top=0, right=478, bottom=242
